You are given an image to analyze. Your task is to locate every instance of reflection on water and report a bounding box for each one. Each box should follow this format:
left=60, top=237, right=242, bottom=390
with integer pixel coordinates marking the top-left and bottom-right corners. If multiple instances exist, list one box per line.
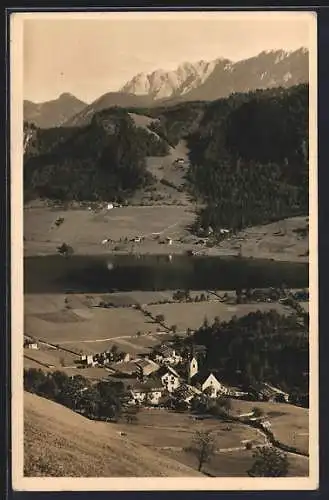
left=24, top=254, right=309, bottom=294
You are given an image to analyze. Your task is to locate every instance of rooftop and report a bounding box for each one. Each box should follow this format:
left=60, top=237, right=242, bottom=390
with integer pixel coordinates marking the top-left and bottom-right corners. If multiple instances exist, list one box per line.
left=157, top=365, right=180, bottom=378
left=131, top=379, right=164, bottom=392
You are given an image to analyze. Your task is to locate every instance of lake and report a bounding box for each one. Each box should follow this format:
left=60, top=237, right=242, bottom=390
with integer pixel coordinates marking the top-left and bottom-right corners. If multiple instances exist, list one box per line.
left=24, top=254, right=309, bottom=293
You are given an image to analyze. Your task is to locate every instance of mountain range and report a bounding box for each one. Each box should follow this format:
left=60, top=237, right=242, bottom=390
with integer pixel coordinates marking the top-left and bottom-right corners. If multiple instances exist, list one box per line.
left=121, top=48, right=308, bottom=102
left=24, top=93, right=87, bottom=128
left=24, top=48, right=309, bottom=128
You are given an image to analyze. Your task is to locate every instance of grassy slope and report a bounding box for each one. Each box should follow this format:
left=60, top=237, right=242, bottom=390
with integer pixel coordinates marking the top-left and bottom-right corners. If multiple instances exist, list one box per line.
left=24, top=391, right=202, bottom=477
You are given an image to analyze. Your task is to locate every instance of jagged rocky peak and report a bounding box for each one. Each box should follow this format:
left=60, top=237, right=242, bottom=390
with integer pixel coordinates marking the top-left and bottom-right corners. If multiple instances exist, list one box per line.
left=120, top=58, right=223, bottom=99
left=120, top=48, right=309, bottom=101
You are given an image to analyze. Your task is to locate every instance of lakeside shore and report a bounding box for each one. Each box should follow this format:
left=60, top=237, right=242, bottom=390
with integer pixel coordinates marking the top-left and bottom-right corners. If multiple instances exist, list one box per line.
left=24, top=206, right=309, bottom=264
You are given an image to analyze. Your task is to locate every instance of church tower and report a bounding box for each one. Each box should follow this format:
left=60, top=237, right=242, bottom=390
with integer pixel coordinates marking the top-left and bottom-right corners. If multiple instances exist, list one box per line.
left=189, top=356, right=199, bottom=380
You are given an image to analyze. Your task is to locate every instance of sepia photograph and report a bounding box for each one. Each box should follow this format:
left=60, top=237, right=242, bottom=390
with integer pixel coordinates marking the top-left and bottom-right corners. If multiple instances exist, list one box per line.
left=10, top=10, right=318, bottom=491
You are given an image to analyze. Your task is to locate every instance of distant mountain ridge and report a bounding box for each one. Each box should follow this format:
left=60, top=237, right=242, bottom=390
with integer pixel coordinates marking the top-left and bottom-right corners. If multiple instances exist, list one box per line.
left=24, top=93, right=87, bottom=128
left=25, top=48, right=309, bottom=129
left=121, top=48, right=309, bottom=102
left=64, top=92, right=154, bottom=127
left=121, top=59, right=220, bottom=99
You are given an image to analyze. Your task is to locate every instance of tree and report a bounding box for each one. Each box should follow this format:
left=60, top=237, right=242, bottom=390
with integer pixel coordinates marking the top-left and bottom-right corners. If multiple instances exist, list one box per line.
left=57, top=242, right=74, bottom=258
left=155, top=314, right=165, bottom=324
left=216, top=396, right=232, bottom=418
left=202, top=316, right=209, bottom=329
left=252, top=406, right=264, bottom=418
left=247, top=446, right=289, bottom=477
left=189, top=430, right=216, bottom=472
left=203, top=386, right=214, bottom=398
left=213, top=316, right=221, bottom=328
left=171, top=324, right=178, bottom=334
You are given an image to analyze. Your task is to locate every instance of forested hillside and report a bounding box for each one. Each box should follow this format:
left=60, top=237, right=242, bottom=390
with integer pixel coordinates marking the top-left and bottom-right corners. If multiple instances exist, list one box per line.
left=190, top=308, right=309, bottom=404
left=186, top=84, right=308, bottom=232
left=24, top=108, right=169, bottom=202
left=24, top=85, right=309, bottom=234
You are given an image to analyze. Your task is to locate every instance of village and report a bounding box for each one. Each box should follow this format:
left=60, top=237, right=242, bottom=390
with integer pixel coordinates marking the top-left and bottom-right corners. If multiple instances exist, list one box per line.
left=24, top=284, right=309, bottom=428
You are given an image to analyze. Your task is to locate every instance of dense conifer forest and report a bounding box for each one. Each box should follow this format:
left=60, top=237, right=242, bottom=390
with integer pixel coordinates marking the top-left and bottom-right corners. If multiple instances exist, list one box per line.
left=24, top=84, right=308, bottom=232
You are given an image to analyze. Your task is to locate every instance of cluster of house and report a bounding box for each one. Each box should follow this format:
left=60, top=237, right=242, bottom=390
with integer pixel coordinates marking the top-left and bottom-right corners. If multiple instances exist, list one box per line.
left=132, top=235, right=173, bottom=245
left=79, top=341, right=289, bottom=408
left=24, top=336, right=39, bottom=350
left=173, top=158, right=187, bottom=167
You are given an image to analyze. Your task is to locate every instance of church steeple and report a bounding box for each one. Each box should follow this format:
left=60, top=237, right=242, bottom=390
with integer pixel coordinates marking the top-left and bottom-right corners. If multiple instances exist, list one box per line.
left=187, top=345, right=198, bottom=384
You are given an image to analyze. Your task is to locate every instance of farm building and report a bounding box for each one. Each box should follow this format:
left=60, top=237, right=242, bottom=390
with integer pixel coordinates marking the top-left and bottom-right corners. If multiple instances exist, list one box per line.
left=110, top=360, right=138, bottom=377
left=173, top=384, right=202, bottom=405
left=153, top=344, right=183, bottom=366
left=80, top=354, right=97, bottom=367
left=227, top=387, right=249, bottom=398
left=251, top=382, right=290, bottom=402
left=157, top=366, right=181, bottom=393
left=135, top=358, right=160, bottom=378
left=110, top=358, right=159, bottom=379
left=24, top=340, right=39, bottom=350
left=130, top=380, right=164, bottom=406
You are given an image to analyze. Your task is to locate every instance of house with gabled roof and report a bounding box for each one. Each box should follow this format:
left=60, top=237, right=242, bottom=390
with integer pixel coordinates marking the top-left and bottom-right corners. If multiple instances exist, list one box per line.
left=153, top=344, right=183, bottom=366
left=157, top=365, right=181, bottom=393
left=130, top=380, right=165, bottom=406
left=252, top=382, right=289, bottom=402
left=172, top=383, right=202, bottom=405
left=190, top=370, right=230, bottom=398
left=135, top=358, right=160, bottom=378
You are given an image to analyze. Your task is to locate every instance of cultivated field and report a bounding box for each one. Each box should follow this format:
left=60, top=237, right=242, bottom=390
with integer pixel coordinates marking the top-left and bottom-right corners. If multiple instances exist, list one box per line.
left=117, top=409, right=264, bottom=450
left=145, top=301, right=292, bottom=331
left=24, top=291, right=294, bottom=357
left=25, top=297, right=160, bottom=344
left=24, top=204, right=196, bottom=257
left=229, top=399, right=309, bottom=455
left=114, top=408, right=309, bottom=477
left=24, top=203, right=308, bottom=263
left=218, top=216, right=309, bottom=263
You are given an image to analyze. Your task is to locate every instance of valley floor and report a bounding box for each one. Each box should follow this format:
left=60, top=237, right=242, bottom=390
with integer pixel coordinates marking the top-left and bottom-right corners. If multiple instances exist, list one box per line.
left=24, top=392, right=309, bottom=478
left=24, top=205, right=309, bottom=263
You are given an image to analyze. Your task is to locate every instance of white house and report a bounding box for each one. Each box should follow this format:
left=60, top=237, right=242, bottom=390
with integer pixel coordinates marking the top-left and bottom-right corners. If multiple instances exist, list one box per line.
left=228, top=387, right=249, bottom=398
left=80, top=354, right=97, bottom=367
left=130, top=381, right=164, bottom=406
left=158, top=366, right=181, bottom=393
left=26, top=342, right=39, bottom=350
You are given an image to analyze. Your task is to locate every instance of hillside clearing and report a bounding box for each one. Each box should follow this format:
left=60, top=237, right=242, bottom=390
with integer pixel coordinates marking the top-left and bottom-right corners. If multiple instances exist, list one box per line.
left=24, top=392, right=202, bottom=477
left=229, top=399, right=309, bottom=455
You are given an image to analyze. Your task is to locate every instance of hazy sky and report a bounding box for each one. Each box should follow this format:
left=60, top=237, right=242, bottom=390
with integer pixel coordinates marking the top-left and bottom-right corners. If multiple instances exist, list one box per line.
left=22, top=11, right=314, bottom=103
